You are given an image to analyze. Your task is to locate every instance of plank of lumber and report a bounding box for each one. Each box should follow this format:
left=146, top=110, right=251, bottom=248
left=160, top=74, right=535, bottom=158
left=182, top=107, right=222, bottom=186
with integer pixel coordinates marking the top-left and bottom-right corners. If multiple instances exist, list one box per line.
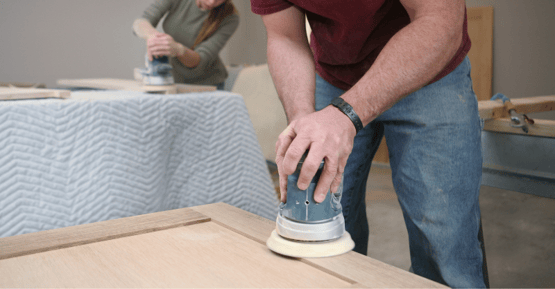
left=57, top=78, right=174, bottom=93
left=0, top=222, right=353, bottom=288
left=483, top=118, right=555, bottom=138
left=0, top=208, right=210, bottom=260
left=467, top=7, right=494, bottom=101
left=192, top=202, right=446, bottom=288
left=478, top=95, right=555, bottom=120
left=0, top=81, right=46, bottom=88
left=175, top=83, right=217, bottom=93
left=0, top=87, right=70, bottom=100
left=57, top=78, right=216, bottom=94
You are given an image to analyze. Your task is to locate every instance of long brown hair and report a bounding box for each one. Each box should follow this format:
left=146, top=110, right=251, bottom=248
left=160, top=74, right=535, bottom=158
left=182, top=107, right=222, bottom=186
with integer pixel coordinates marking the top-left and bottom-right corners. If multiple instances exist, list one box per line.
left=192, top=1, right=237, bottom=49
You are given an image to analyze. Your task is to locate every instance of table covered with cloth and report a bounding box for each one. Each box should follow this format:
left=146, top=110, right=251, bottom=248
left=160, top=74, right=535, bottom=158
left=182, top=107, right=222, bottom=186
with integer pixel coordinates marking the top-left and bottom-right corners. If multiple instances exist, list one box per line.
left=0, top=90, right=279, bottom=238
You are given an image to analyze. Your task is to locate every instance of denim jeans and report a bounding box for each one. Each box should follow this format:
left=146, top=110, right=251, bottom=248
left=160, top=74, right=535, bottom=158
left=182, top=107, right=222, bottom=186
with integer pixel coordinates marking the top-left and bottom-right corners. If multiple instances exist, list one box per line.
left=314, top=57, right=488, bottom=288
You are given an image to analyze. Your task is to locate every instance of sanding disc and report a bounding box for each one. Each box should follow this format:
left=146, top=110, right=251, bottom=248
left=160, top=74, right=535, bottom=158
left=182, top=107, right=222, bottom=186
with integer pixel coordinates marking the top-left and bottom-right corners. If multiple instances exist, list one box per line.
left=266, top=229, right=355, bottom=258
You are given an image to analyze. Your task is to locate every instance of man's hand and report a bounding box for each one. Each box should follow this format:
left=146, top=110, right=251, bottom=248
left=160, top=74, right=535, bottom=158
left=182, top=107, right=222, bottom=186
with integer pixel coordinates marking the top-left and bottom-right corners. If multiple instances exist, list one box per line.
left=275, top=105, right=356, bottom=203
left=146, top=32, right=186, bottom=61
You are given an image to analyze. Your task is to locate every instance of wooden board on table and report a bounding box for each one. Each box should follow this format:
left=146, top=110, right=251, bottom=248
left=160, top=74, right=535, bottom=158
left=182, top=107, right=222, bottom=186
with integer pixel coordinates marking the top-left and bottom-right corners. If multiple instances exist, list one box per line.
left=373, top=7, right=494, bottom=164
left=57, top=78, right=216, bottom=94
left=0, top=87, right=70, bottom=100
left=0, top=203, right=445, bottom=288
left=0, top=81, right=46, bottom=88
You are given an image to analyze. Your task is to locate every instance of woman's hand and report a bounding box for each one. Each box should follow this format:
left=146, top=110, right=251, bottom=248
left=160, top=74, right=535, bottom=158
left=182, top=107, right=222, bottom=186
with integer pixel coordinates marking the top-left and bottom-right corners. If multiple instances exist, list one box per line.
left=146, top=32, right=186, bottom=61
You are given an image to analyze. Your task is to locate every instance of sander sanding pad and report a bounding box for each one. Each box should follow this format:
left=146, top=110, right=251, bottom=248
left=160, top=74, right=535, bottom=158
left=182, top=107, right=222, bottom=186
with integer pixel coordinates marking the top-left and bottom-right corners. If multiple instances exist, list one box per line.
left=266, top=229, right=355, bottom=258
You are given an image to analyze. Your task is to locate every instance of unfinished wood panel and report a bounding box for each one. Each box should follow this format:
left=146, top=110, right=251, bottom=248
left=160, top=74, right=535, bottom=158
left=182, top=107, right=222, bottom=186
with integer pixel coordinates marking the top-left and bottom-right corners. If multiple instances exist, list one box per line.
left=0, top=87, right=69, bottom=100
left=483, top=118, right=555, bottom=138
left=57, top=78, right=216, bottom=94
left=467, top=7, right=494, bottom=101
left=0, top=222, right=352, bottom=288
left=193, top=203, right=446, bottom=288
left=0, top=208, right=210, bottom=260
left=478, top=95, right=555, bottom=120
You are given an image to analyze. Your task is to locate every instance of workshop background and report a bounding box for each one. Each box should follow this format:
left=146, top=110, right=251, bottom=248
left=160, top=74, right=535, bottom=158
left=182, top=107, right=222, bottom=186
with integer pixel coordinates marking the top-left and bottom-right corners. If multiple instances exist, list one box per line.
left=1, top=0, right=554, bottom=288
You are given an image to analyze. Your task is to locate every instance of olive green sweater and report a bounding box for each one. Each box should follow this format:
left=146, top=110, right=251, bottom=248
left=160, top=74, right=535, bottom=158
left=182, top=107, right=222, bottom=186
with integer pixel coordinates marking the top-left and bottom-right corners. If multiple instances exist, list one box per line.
left=140, top=0, right=239, bottom=85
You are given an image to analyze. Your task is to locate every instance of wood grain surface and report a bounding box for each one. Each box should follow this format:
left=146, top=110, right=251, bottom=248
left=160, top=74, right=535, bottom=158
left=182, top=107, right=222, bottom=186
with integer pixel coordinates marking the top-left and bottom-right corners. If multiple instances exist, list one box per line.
left=57, top=78, right=216, bottom=94
left=0, top=207, right=210, bottom=260
left=0, top=203, right=445, bottom=288
left=0, top=222, right=351, bottom=288
left=193, top=203, right=446, bottom=288
left=0, top=87, right=70, bottom=100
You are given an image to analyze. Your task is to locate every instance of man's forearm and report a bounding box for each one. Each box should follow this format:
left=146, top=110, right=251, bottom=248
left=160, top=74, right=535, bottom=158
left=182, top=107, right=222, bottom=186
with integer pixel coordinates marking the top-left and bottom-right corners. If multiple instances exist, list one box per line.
left=266, top=29, right=316, bottom=123
left=343, top=4, right=465, bottom=126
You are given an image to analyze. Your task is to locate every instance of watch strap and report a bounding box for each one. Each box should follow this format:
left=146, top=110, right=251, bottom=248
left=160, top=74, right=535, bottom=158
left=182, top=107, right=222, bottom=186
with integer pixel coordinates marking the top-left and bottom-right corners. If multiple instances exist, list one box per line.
left=329, top=97, right=363, bottom=134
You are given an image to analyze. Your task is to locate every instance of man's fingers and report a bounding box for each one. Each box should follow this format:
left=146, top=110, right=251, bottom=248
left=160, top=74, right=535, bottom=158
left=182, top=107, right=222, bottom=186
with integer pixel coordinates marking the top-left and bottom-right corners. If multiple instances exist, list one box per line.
left=313, top=158, right=338, bottom=203
left=279, top=172, right=288, bottom=203
left=275, top=125, right=295, bottom=160
left=296, top=150, right=322, bottom=191
left=275, top=125, right=296, bottom=203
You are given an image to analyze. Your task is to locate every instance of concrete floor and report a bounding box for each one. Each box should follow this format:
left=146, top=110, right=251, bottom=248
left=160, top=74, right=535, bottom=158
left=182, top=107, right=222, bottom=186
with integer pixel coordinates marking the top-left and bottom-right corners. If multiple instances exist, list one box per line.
left=366, top=165, right=555, bottom=288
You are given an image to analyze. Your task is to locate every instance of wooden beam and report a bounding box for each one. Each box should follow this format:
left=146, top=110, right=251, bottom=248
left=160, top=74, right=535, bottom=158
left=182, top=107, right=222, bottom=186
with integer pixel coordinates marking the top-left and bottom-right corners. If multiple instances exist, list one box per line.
left=478, top=95, right=555, bottom=120
left=483, top=118, right=555, bottom=138
left=467, top=7, right=494, bottom=101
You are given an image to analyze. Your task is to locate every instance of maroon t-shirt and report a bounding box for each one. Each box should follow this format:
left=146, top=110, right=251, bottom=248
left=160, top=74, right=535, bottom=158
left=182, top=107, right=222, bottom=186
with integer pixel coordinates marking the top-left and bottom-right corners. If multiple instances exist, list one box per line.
left=251, top=0, right=471, bottom=91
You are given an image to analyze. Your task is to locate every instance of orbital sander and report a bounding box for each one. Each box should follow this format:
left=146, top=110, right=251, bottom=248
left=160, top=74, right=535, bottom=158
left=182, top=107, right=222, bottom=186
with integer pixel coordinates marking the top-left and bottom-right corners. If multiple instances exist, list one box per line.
left=267, top=154, right=355, bottom=258
left=134, top=55, right=174, bottom=86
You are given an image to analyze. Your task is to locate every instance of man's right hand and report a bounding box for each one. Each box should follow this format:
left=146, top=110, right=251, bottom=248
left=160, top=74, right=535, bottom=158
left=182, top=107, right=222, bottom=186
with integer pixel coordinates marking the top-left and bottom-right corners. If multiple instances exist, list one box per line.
left=275, top=105, right=356, bottom=204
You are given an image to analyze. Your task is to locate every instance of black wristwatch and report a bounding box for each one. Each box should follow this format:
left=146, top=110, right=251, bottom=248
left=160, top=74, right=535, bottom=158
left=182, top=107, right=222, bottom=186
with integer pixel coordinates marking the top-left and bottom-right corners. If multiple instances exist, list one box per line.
left=329, top=97, right=363, bottom=134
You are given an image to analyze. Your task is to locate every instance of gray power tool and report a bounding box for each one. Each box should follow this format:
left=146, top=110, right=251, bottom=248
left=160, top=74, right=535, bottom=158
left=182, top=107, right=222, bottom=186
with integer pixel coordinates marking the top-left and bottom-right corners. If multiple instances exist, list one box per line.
left=267, top=153, right=355, bottom=258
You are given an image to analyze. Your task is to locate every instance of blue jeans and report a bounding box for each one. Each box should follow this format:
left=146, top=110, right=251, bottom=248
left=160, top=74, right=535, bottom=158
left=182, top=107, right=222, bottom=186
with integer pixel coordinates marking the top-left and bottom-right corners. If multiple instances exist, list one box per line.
left=315, top=57, right=487, bottom=288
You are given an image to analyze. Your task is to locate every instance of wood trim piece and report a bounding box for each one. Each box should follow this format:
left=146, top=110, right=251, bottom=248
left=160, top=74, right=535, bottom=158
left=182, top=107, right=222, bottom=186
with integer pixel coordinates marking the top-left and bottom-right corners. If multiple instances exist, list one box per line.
left=192, top=203, right=447, bottom=288
left=0, top=208, right=210, bottom=260
left=478, top=95, right=555, bottom=120
left=0, top=87, right=70, bottom=100
left=483, top=118, right=555, bottom=138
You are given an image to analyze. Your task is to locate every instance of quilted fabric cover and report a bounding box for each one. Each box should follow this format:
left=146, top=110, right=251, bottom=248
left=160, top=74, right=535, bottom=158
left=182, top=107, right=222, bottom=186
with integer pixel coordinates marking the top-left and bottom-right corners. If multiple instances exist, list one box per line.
left=0, top=90, right=279, bottom=238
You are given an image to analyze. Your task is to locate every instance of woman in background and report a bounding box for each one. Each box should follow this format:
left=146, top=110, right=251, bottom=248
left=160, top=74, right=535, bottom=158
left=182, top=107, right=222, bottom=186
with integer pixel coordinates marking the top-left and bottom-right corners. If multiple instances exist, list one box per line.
left=133, top=0, right=239, bottom=89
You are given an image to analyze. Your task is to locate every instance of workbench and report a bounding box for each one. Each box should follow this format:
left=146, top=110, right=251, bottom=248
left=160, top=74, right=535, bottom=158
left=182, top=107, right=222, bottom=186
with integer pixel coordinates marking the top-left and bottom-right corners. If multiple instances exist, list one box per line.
left=0, top=90, right=278, bottom=238
left=0, top=203, right=445, bottom=288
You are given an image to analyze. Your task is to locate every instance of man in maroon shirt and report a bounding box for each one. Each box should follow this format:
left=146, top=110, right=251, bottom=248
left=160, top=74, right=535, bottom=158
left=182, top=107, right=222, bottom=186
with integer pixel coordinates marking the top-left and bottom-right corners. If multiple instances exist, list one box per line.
left=251, top=0, right=488, bottom=287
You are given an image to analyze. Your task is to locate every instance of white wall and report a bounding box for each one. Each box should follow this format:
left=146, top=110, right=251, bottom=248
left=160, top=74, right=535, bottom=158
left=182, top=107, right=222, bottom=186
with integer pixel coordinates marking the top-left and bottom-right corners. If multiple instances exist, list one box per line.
left=466, top=0, right=555, bottom=119
left=2, top=1, right=554, bottom=120
left=0, top=0, right=157, bottom=88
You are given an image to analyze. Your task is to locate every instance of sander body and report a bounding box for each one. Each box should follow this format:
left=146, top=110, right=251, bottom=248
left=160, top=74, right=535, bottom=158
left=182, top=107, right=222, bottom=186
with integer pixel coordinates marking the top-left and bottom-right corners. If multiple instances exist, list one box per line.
left=134, top=55, right=174, bottom=86
left=267, top=155, right=355, bottom=258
